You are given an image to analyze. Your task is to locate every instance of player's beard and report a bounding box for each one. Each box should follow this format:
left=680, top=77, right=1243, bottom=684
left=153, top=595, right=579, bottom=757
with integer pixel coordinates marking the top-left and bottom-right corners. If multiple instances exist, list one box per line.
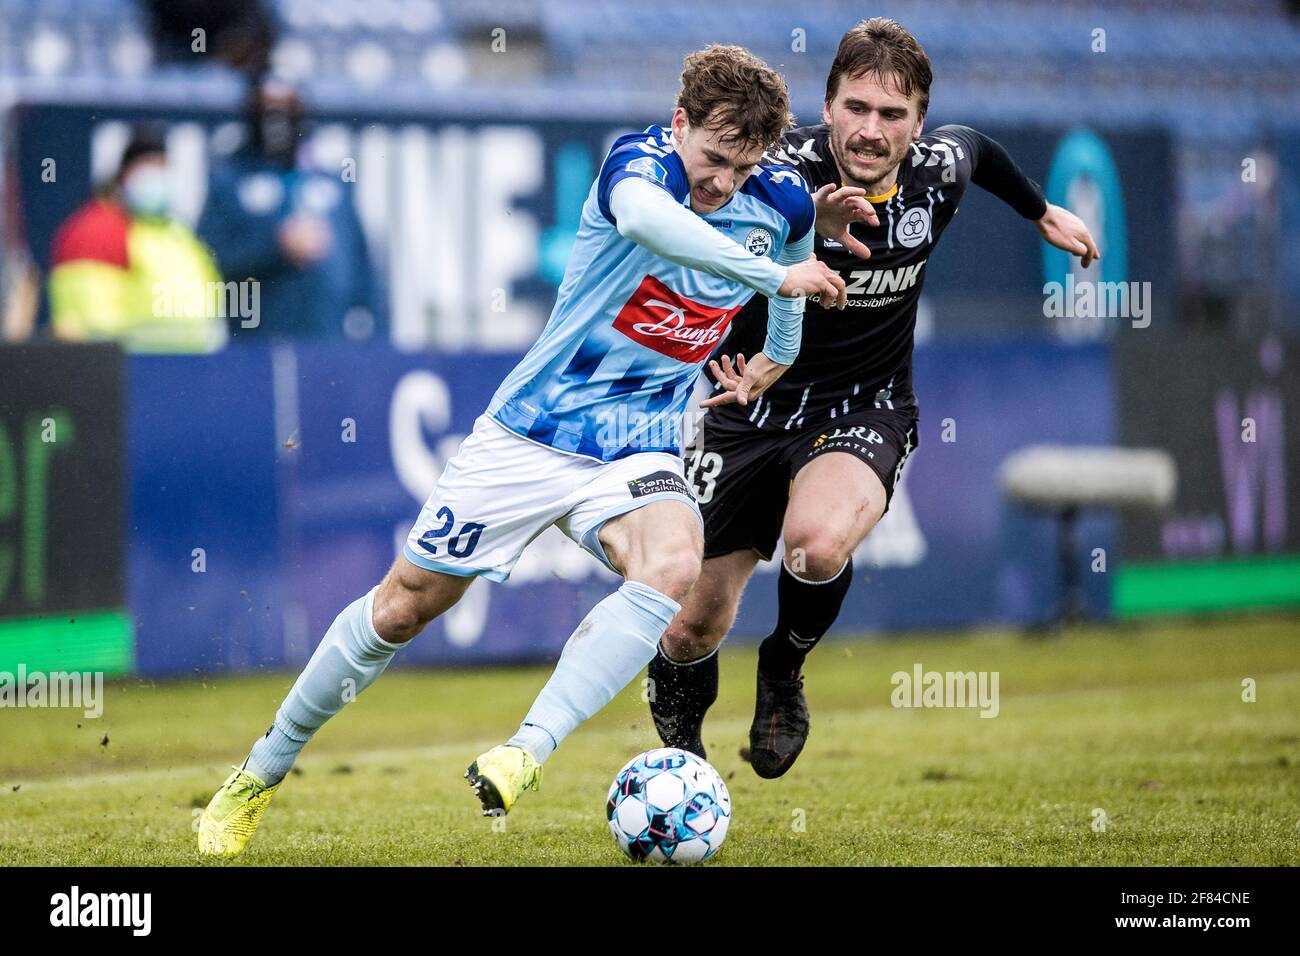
left=831, top=128, right=907, bottom=195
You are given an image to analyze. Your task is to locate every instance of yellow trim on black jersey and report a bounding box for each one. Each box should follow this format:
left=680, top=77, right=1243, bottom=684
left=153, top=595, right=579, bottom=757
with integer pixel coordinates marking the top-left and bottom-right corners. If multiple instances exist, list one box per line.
left=863, top=183, right=899, bottom=204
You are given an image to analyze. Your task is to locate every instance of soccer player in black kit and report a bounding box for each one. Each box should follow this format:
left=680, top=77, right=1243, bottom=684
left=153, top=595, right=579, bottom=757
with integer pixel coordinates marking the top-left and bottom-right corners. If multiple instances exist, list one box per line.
left=648, top=18, right=1100, bottom=777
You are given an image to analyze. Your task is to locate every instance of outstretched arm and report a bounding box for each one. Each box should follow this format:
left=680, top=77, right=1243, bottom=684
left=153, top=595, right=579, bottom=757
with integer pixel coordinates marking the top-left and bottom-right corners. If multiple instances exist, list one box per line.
left=700, top=225, right=817, bottom=407
left=610, top=177, right=782, bottom=293
left=758, top=224, right=814, bottom=365
left=952, top=125, right=1101, bottom=268
left=609, top=177, right=844, bottom=304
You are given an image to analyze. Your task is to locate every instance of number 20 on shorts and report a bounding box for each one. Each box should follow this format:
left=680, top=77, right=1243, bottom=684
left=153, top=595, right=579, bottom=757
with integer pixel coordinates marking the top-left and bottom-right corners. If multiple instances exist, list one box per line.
left=416, top=506, right=487, bottom=558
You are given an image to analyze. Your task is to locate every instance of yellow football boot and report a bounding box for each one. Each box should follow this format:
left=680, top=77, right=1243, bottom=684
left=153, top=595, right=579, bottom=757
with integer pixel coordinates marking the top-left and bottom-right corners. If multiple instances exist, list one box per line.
left=197, top=766, right=280, bottom=857
left=465, top=745, right=542, bottom=816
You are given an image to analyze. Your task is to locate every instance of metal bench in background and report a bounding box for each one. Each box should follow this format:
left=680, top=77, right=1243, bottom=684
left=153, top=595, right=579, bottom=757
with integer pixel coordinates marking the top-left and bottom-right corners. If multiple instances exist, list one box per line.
left=1000, top=446, right=1178, bottom=629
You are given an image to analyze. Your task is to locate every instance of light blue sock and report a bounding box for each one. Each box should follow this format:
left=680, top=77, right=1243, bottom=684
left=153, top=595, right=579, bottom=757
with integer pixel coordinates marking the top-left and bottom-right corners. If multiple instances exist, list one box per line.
left=245, top=587, right=401, bottom=785
left=508, top=580, right=680, bottom=763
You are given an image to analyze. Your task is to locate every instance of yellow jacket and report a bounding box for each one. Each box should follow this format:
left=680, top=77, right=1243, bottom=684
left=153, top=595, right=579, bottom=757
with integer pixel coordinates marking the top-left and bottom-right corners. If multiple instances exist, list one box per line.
left=49, top=199, right=226, bottom=353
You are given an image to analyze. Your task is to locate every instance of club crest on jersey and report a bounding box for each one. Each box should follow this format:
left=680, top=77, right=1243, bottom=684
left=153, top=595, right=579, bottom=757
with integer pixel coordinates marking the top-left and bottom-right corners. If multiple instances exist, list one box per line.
left=895, top=207, right=931, bottom=248
left=613, top=275, right=741, bottom=363
left=744, top=227, right=773, bottom=257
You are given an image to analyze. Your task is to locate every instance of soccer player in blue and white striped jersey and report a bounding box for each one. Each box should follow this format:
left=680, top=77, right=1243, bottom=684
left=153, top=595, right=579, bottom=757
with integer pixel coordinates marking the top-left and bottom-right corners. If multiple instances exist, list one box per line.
left=197, top=44, right=847, bottom=855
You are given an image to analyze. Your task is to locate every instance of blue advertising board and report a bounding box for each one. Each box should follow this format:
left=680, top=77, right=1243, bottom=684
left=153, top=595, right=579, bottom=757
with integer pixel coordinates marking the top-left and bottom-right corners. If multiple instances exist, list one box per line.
left=126, top=341, right=1113, bottom=676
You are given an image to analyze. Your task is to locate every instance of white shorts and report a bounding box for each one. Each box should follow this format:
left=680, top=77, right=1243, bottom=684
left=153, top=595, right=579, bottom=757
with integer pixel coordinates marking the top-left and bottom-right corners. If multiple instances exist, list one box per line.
left=403, top=415, right=701, bottom=581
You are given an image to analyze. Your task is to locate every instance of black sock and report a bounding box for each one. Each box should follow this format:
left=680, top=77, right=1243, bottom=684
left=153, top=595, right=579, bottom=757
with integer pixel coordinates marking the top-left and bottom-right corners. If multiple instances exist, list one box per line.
left=758, top=558, right=854, bottom=679
left=648, top=643, right=719, bottom=752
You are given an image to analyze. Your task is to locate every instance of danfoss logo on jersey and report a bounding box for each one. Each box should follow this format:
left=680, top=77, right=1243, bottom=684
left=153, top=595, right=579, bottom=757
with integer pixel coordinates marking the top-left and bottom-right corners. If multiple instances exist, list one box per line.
left=613, top=275, right=741, bottom=363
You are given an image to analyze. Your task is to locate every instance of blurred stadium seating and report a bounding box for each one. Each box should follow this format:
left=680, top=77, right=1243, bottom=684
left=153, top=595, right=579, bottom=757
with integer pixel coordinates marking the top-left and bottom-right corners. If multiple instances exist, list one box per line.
left=0, top=0, right=1296, bottom=134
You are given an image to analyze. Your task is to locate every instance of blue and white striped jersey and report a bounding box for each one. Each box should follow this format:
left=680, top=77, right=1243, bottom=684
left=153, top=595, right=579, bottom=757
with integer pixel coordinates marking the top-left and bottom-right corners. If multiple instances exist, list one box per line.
left=486, top=125, right=814, bottom=462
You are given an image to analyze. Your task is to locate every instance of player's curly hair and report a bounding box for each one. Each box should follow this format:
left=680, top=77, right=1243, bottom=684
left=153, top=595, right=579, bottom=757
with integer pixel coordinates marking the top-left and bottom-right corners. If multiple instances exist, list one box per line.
left=826, top=18, right=932, bottom=116
left=676, top=45, right=794, bottom=152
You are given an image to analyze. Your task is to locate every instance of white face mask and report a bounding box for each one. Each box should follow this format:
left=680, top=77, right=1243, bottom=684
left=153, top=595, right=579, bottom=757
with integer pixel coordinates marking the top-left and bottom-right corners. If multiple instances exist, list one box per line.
left=122, top=167, right=171, bottom=218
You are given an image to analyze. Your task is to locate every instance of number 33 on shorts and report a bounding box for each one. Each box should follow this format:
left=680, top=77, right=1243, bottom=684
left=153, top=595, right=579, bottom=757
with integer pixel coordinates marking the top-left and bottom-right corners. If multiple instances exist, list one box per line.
left=686, top=448, right=723, bottom=503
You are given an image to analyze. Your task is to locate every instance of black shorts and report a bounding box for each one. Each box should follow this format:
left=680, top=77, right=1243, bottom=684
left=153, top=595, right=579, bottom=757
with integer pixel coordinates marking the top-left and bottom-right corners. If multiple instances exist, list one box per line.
left=684, top=405, right=919, bottom=561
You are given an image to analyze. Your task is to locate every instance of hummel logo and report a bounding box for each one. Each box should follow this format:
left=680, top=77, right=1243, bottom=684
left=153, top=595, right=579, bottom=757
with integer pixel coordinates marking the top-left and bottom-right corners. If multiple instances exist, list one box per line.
left=769, top=169, right=805, bottom=188
left=768, top=137, right=822, bottom=167
left=911, top=139, right=964, bottom=167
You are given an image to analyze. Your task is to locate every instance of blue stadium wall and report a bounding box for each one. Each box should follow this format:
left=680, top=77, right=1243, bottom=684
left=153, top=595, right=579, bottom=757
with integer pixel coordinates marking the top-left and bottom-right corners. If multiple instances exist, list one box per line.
left=118, top=340, right=1115, bottom=676
left=13, top=329, right=1300, bottom=679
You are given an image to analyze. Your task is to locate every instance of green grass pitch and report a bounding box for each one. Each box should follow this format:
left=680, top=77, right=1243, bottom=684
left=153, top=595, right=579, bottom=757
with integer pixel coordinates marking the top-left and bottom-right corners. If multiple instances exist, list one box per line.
left=2, top=615, right=1297, bottom=866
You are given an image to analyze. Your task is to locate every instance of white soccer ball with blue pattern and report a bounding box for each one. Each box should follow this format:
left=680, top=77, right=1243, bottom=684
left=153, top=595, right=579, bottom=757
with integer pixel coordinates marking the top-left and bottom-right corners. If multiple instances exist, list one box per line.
left=606, top=747, right=731, bottom=863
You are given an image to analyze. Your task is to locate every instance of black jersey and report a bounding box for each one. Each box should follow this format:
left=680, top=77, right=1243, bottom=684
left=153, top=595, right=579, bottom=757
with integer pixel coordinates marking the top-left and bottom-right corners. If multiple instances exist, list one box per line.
left=718, top=123, right=1045, bottom=430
